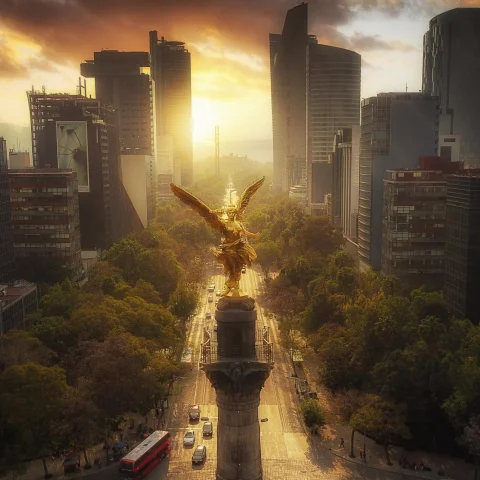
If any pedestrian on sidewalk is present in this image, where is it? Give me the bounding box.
[339,438,345,449]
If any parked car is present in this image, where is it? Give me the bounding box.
[189,404,201,421]
[192,445,207,465]
[205,311,212,319]
[183,430,195,446]
[202,422,213,437]
[208,295,213,302]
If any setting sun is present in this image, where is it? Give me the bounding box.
[192,97,217,144]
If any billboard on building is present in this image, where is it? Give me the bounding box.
[56,121,89,192]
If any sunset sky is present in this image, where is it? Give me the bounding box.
[0,0,479,162]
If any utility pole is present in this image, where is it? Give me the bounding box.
[215,125,220,177]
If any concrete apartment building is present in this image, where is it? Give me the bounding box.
[444,173,480,322]
[382,157,462,287]
[331,126,360,239]
[0,281,38,334]
[80,51,156,225]
[150,32,193,187]
[358,93,439,271]
[27,91,142,247]
[423,8,480,166]
[0,137,15,283]
[8,150,30,169]
[8,168,82,279]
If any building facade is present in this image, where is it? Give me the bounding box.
[8,169,82,279]
[150,32,193,186]
[331,126,360,238]
[382,158,462,287]
[423,8,480,166]
[270,3,309,191]
[358,93,439,271]
[8,150,30,169]
[307,45,361,205]
[0,137,15,283]
[27,92,142,247]
[0,281,38,334]
[444,173,480,322]
[80,51,156,224]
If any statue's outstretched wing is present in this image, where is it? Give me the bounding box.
[236,177,265,216]
[170,183,224,233]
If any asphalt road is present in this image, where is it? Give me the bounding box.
[87,266,427,480]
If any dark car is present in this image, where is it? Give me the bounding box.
[202,421,213,437]
[192,445,207,465]
[189,404,201,421]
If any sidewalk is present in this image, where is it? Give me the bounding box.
[300,346,474,480]
[5,410,162,480]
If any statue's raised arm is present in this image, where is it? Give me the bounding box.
[170,183,225,234]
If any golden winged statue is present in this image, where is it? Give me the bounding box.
[170,177,265,297]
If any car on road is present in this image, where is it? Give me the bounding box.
[216,290,221,296]
[192,445,207,465]
[183,430,195,446]
[208,284,215,292]
[213,323,218,332]
[241,266,246,274]
[202,422,213,437]
[208,295,213,303]
[215,299,219,306]
[189,404,201,421]
[205,311,212,319]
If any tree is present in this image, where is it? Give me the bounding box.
[168,283,198,321]
[255,241,280,277]
[464,415,480,480]
[0,363,69,476]
[300,398,326,433]
[39,279,79,319]
[350,394,410,465]
[293,215,343,256]
[51,388,102,466]
[0,330,53,371]
[335,389,364,458]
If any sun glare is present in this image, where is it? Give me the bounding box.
[192,97,217,144]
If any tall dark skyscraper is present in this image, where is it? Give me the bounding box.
[0,137,15,282]
[150,32,193,187]
[270,3,360,198]
[270,3,309,191]
[358,93,439,271]
[423,8,480,165]
[81,51,156,225]
[444,173,480,322]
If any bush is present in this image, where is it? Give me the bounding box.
[300,398,326,429]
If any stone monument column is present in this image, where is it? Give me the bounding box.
[202,296,273,480]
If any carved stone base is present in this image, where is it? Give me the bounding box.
[205,362,270,480]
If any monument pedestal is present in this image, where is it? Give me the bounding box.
[202,296,273,480]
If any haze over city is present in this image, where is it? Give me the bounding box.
[0,0,476,161]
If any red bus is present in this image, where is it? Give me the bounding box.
[119,430,171,480]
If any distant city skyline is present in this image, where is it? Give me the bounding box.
[0,0,478,162]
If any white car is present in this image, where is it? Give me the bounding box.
[216,290,221,296]
[183,429,195,446]
[208,295,213,302]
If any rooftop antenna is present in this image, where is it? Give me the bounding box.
[215,125,220,177]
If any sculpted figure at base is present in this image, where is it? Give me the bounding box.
[170,177,265,297]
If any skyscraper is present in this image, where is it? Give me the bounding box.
[80,51,156,224]
[270,3,361,198]
[150,32,193,187]
[270,3,309,191]
[358,93,439,271]
[423,8,480,165]
[0,137,14,282]
[307,45,361,205]
[444,173,480,322]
